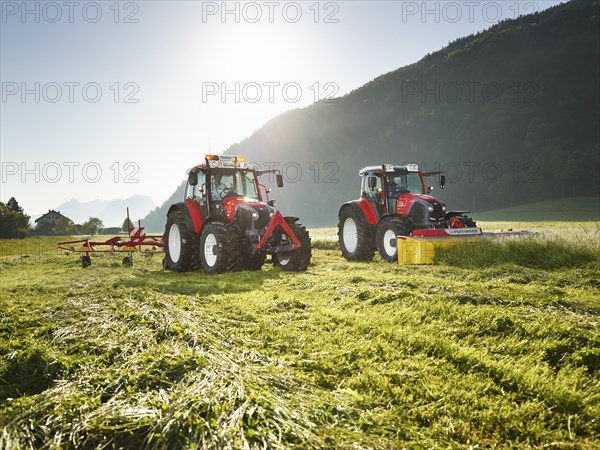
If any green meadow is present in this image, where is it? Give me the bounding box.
[1,222,599,448]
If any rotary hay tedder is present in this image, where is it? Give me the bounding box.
[58,208,163,268]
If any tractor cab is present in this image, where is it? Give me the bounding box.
[185,155,283,221]
[360,164,434,217]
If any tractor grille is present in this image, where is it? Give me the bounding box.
[236,206,271,231]
[255,207,270,229]
[430,202,444,221]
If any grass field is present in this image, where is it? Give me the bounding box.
[1,222,599,448]
[473,197,600,222]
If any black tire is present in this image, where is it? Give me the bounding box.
[81,254,91,268]
[122,256,133,267]
[273,221,311,272]
[163,209,199,272]
[199,222,241,274]
[338,206,375,261]
[375,216,413,262]
[459,215,476,227]
[238,247,266,271]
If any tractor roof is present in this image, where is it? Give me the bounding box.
[187,155,252,173]
[359,164,420,175]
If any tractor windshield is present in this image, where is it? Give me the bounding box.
[211,170,259,200]
[385,172,424,195]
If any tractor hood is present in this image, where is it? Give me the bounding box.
[223,196,274,227]
[403,194,439,204]
[395,193,447,219]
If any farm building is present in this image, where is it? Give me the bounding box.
[35,210,71,234]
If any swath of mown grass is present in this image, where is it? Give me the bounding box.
[436,235,598,269]
[1,289,322,449]
[1,225,599,448]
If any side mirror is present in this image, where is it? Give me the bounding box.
[368,176,377,190]
[276,174,284,188]
[188,171,198,186]
[440,175,446,190]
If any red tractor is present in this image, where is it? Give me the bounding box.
[163,155,311,273]
[338,163,477,262]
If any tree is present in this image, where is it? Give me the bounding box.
[0,201,30,238]
[81,217,104,236]
[54,216,77,235]
[122,217,133,232]
[7,197,23,214]
[34,221,54,236]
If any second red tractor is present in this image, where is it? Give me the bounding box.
[338,163,477,262]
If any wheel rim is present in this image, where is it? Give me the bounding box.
[277,233,292,265]
[168,224,181,263]
[277,252,291,266]
[383,229,397,257]
[204,233,218,267]
[343,218,358,253]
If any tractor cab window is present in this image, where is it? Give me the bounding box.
[186,171,206,202]
[362,173,382,201]
[385,172,424,196]
[211,170,259,200]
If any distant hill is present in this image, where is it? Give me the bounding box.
[140,182,187,233]
[44,195,158,227]
[144,0,599,229]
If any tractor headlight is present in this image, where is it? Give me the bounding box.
[442,206,446,211]
[428,206,434,212]
[269,211,274,217]
[252,211,259,220]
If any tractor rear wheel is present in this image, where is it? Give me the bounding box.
[273,221,311,271]
[164,210,199,272]
[376,216,413,262]
[338,207,375,261]
[199,222,241,273]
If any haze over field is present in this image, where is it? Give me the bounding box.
[1,0,572,220]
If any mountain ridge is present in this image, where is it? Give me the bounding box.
[142,0,599,230]
[32,195,158,227]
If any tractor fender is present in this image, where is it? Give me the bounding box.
[167,200,203,235]
[339,199,378,225]
[378,212,404,221]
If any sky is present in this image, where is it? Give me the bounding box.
[0,0,565,216]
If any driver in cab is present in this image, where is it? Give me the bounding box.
[386,175,399,193]
[212,173,228,199]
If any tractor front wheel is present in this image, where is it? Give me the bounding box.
[273,221,311,271]
[81,254,91,268]
[163,210,199,272]
[199,222,241,273]
[376,216,413,262]
[460,215,476,227]
[338,207,375,261]
[239,247,266,271]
